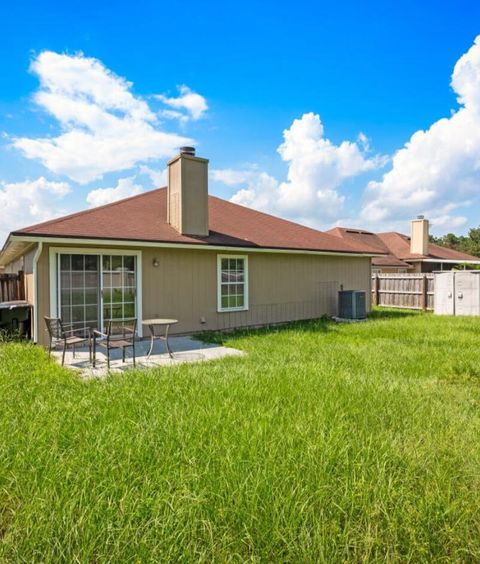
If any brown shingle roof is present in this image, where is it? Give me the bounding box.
[372,255,412,268]
[377,232,480,262]
[327,227,480,264]
[327,228,411,267]
[11,188,381,255]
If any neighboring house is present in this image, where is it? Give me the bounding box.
[328,217,480,273]
[0,147,381,346]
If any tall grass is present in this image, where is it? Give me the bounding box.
[1,310,480,561]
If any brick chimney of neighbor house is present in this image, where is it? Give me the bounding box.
[167,146,209,236]
[410,215,429,255]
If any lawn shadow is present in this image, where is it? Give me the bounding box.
[196,309,426,345]
[195,316,332,345]
[369,307,425,320]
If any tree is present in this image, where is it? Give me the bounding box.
[431,226,480,257]
[463,227,480,257]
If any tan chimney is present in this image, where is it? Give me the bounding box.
[167,147,209,236]
[410,215,429,255]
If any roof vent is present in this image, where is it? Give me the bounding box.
[180,146,195,156]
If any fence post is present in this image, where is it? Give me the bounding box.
[373,274,379,306]
[421,274,427,311]
[17,271,25,301]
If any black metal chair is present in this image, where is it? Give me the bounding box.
[44,317,92,366]
[93,318,137,369]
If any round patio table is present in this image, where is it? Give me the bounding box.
[142,319,178,360]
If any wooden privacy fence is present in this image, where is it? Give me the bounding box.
[372,273,434,310]
[0,272,25,302]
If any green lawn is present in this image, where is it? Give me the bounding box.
[1,310,480,562]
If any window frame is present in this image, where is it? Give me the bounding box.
[217,254,249,313]
[57,253,101,334]
[49,247,143,337]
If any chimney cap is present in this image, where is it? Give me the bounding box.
[179,146,196,156]
[416,214,425,220]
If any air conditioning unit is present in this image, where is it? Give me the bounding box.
[338,290,366,320]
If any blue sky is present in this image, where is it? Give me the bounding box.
[1,0,480,242]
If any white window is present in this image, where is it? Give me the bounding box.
[217,255,248,312]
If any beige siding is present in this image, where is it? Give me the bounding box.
[411,262,423,273]
[34,243,371,346]
[24,248,35,274]
[4,256,24,274]
[23,248,36,305]
[24,274,34,304]
[375,267,409,274]
[36,245,51,345]
[143,247,371,333]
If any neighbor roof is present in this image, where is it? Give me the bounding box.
[376,232,480,262]
[327,227,480,265]
[5,188,382,257]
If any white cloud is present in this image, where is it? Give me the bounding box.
[360,35,480,231]
[0,177,71,243]
[229,171,281,211]
[211,168,256,185]
[159,109,187,121]
[139,165,167,187]
[86,177,143,208]
[12,51,192,184]
[156,85,208,122]
[224,113,383,227]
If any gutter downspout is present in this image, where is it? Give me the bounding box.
[32,242,43,343]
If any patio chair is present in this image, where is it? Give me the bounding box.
[44,317,92,366]
[92,318,137,369]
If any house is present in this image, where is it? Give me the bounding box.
[0,147,382,346]
[327,216,480,273]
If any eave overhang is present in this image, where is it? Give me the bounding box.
[2,233,386,260]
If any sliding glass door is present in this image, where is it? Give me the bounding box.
[102,255,136,324]
[58,253,137,333]
[59,254,100,333]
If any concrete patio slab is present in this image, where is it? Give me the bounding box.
[50,335,245,378]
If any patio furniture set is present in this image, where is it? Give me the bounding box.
[44,316,178,367]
